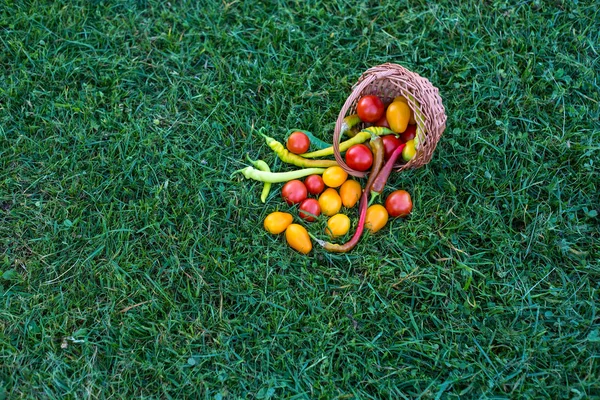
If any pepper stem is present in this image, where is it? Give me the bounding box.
[230,167,247,179]
[258,131,270,140]
[308,232,326,247]
[368,191,379,207]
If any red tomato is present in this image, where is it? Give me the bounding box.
[345,144,373,171]
[356,95,384,123]
[381,135,404,161]
[385,190,413,217]
[374,114,390,128]
[286,131,310,154]
[304,175,325,195]
[400,124,416,143]
[298,198,321,222]
[281,180,307,205]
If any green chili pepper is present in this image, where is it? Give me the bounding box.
[300,126,394,159]
[231,166,326,183]
[286,129,330,150]
[246,155,271,203]
[261,134,338,168]
[341,114,362,138]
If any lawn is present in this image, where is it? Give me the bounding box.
[1,0,599,398]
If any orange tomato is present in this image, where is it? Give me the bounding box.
[365,204,389,233]
[326,214,351,237]
[263,212,293,234]
[322,166,348,188]
[386,100,411,133]
[285,224,312,254]
[318,188,342,216]
[394,95,416,125]
[339,180,362,208]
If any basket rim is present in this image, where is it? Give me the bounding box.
[333,63,447,178]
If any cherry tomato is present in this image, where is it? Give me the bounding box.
[345,144,373,172]
[286,131,310,154]
[326,214,351,238]
[304,175,325,195]
[298,198,321,222]
[400,124,416,143]
[386,101,411,133]
[318,188,342,216]
[356,95,385,123]
[281,180,307,205]
[322,166,348,188]
[339,180,362,208]
[394,95,416,124]
[402,139,416,162]
[385,190,412,218]
[365,204,389,233]
[374,114,390,128]
[381,135,404,161]
[263,212,293,234]
[285,224,312,254]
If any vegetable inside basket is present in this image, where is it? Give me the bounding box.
[333,63,447,178]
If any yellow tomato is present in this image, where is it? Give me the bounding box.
[318,188,342,216]
[322,166,348,188]
[394,95,416,125]
[326,214,351,237]
[263,212,293,234]
[365,204,389,233]
[402,139,416,162]
[339,180,362,208]
[386,101,411,134]
[285,224,312,254]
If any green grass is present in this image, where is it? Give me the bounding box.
[1,0,599,398]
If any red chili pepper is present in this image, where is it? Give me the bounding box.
[370,143,406,200]
[315,134,385,253]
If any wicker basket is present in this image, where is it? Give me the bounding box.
[333,63,447,178]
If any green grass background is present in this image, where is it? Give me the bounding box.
[1,0,599,398]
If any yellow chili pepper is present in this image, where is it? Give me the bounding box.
[246,155,271,203]
[231,166,326,183]
[300,126,394,159]
[261,134,338,168]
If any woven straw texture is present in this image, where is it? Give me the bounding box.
[333,63,447,178]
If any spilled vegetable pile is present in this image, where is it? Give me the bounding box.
[232,94,417,254]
